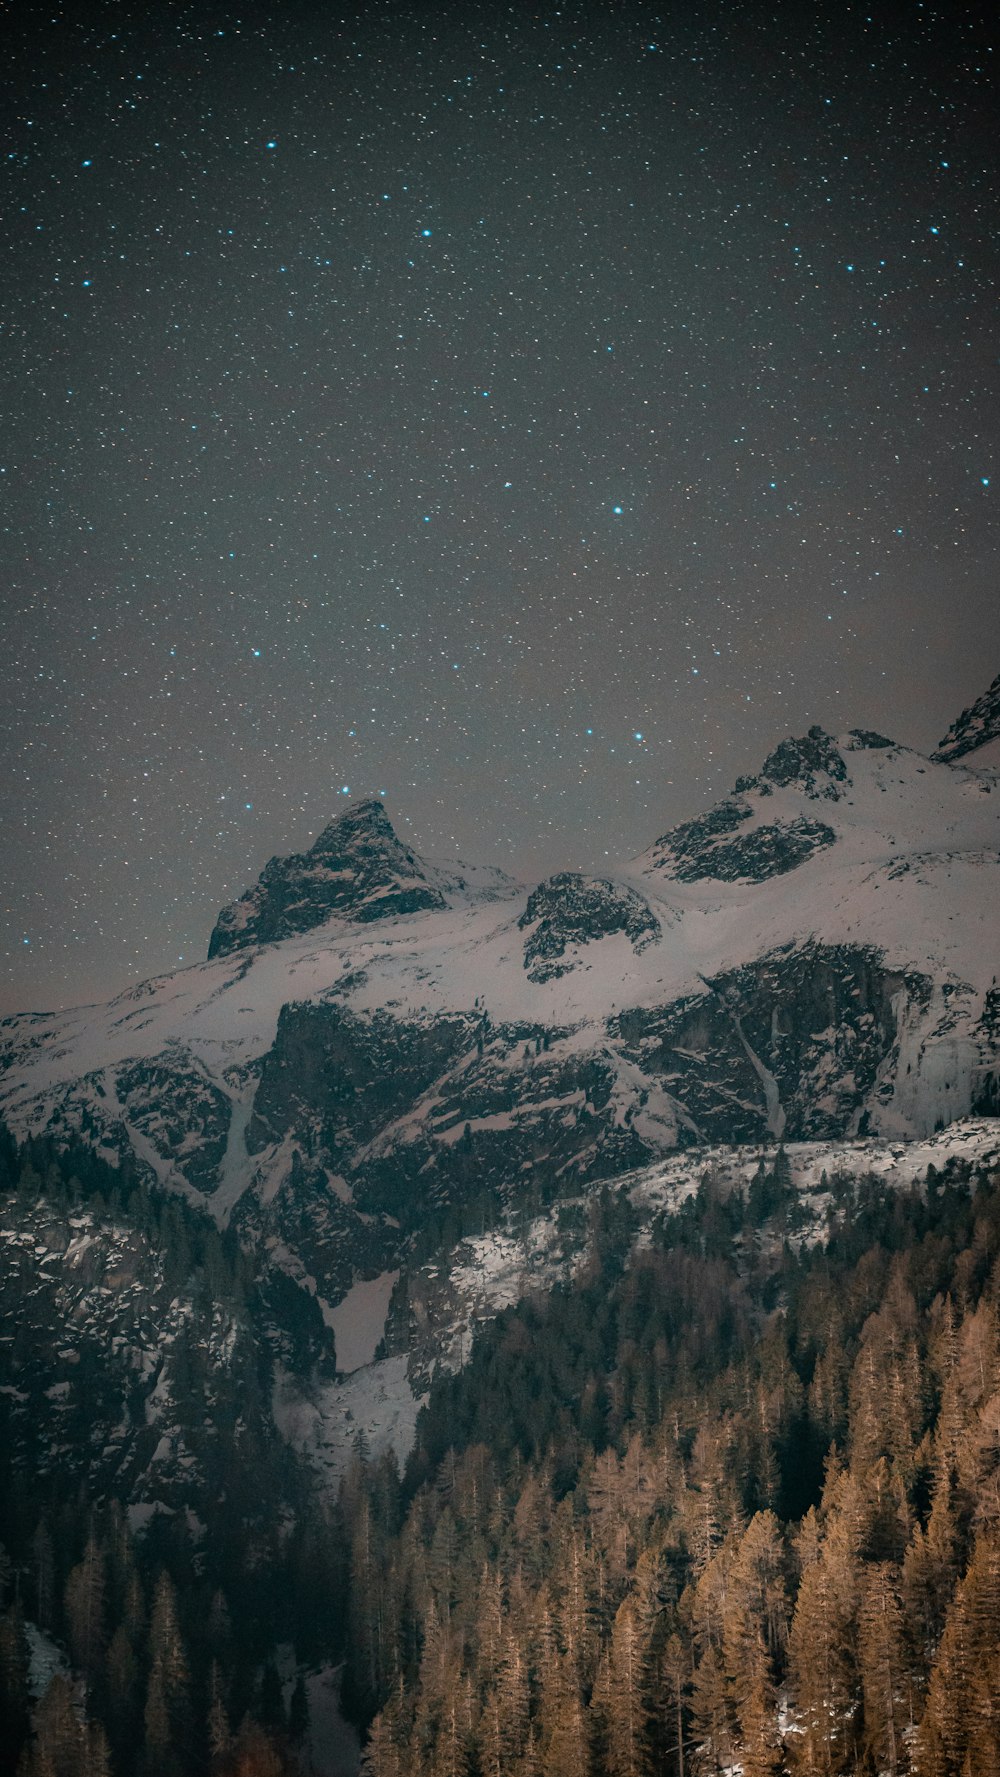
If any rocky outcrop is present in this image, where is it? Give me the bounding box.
[932,671,1000,764]
[518,873,660,981]
[746,725,851,799]
[648,802,837,883]
[208,799,446,958]
[116,1056,232,1193]
[613,942,932,1143]
[246,1002,653,1231]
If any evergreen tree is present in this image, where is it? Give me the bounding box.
[0,1603,30,1776]
[143,1570,191,1777]
[64,1533,107,1687]
[857,1562,907,1777]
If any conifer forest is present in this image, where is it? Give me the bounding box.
[4,1125,1000,1774]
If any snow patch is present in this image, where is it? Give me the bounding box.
[329,1270,399,1373]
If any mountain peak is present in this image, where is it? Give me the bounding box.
[207,799,446,959]
[310,796,397,853]
[746,725,851,800]
[932,671,1000,765]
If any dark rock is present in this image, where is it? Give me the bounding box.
[651,806,837,883]
[757,726,850,797]
[847,729,896,750]
[518,873,660,982]
[612,942,932,1143]
[116,1057,232,1193]
[208,800,446,958]
[248,1001,476,1159]
[932,671,1000,763]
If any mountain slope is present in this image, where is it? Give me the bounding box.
[2,680,999,1327]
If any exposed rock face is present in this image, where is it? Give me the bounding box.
[846,728,896,751]
[248,1002,476,1161]
[748,725,851,798]
[116,1057,232,1194]
[933,671,1000,763]
[613,942,932,1143]
[245,1001,652,1230]
[234,941,950,1251]
[518,873,661,981]
[0,1197,259,1502]
[208,799,446,958]
[649,801,837,883]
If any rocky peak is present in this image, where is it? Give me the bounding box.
[644,725,849,886]
[737,725,851,800]
[310,797,396,857]
[207,798,446,959]
[932,671,1000,764]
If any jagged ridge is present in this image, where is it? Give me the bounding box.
[932,670,1000,764]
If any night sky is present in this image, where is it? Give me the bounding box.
[4,2,998,1015]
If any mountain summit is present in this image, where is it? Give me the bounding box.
[207,797,447,958]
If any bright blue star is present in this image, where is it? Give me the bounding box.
[340,785,350,795]
[982,477,991,487]
[421,228,432,238]
[612,504,623,515]
[266,140,277,150]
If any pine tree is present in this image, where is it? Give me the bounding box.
[659,1631,690,1777]
[207,1659,231,1763]
[537,1648,589,1777]
[688,1646,731,1776]
[105,1622,140,1755]
[736,1648,781,1777]
[288,1674,309,1745]
[916,1579,974,1777]
[30,1522,55,1631]
[591,1596,653,1777]
[0,1603,30,1776]
[857,1563,907,1777]
[722,1510,787,1703]
[80,1722,112,1777]
[30,1676,83,1777]
[360,1706,406,1777]
[785,1510,857,1776]
[64,1534,106,1686]
[143,1570,191,1777]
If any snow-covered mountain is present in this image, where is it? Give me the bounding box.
[2,679,999,1329]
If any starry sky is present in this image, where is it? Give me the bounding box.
[3,0,998,1014]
